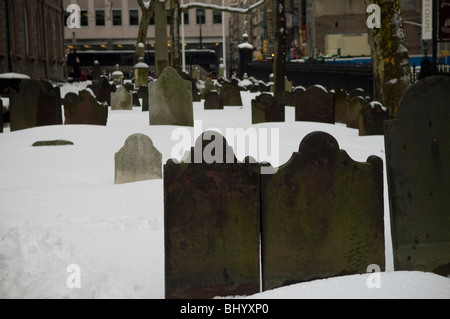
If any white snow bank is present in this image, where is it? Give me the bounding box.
[0,73,31,79]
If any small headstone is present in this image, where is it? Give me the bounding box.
[64,90,108,126]
[32,140,74,147]
[295,85,335,124]
[252,93,285,124]
[164,131,261,299]
[385,76,450,277]
[111,85,133,111]
[137,86,149,111]
[201,78,216,99]
[347,96,368,129]
[87,77,116,105]
[115,134,162,184]
[204,90,224,110]
[221,79,243,106]
[0,99,3,133]
[359,101,388,136]
[149,66,193,127]
[261,131,385,290]
[328,86,349,124]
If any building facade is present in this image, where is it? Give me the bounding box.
[0,0,65,80]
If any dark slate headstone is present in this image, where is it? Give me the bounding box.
[0,99,3,133]
[9,79,62,132]
[64,90,108,126]
[204,90,224,110]
[261,131,385,291]
[385,76,450,277]
[328,86,349,124]
[347,96,368,129]
[137,86,149,111]
[164,131,261,299]
[295,86,335,124]
[87,77,116,105]
[252,93,285,124]
[221,79,243,106]
[359,101,388,136]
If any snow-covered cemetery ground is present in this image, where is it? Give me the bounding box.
[0,80,449,299]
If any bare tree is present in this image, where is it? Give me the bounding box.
[272,0,287,102]
[135,0,158,65]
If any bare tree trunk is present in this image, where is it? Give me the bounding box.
[170,0,182,74]
[273,0,286,101]
[366,0,411,119]
[155,1,169,76]
[135,0,156,65]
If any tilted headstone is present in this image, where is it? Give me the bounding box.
[87,77,116,106]
[295,85,335,124]
[385,76,450,277]
[261,131,385,291]
[204,90,224,110]
[111,85,133,111]
[359,101,388,136]
[149,66,193,127]
[220,79,243,107]
[115,134,162,184]
[252,93,285,124]
[9,79,62,132]
[328,86,349,124]
[137,86,149,111]
[347,96,368,129]
[164,131,261,299]
[64,90,108,126]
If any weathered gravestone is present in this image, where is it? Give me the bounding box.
[359,101,388,136]
[87,77,116,105]
[252,93,285,124]
[261,131,385,290]
[64,90,108,126]
[328,86,349,124]
[201,78,216,99]
[164,131,261,299]
[221,79,243,106]
[0,99,3,133]
[295,85,335,124]
[204,90,224,110]
[137,86,149,111]
[347,96,368,129]
[115,134,162,184]
[111,85,133,110]
[149,66,193,126]
[385,75,450,277]
[9,79,62,132]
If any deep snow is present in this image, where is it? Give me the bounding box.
[0,80,449,299]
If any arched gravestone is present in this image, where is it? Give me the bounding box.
[295,85,335,124]
[111,85,133,110]
[385,76,450,277]
[359,101,388,136]
[9,79,62,132]
[251,93,285,124]
[164,132,261,299]
[64,90,108,126]
[261,132,385,291]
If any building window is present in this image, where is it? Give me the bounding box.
[166,9,171,25]
[80,10,88,26]
[183,11,189,25]
[196,9,205,24]
[129,9,139,26]
[113,10,122,26]
[213,10,222,24]
[96,10,105,26]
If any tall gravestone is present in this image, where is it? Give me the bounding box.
[111,85,133,111]
[347,96,368,129]
[164,131,261,299]
[359,101,388,136]
[64,90,108,126]
[261,131,385,291]
[385,76,450,277]
[149,66,193,127]
[9,79,62,132]
[295,86,335,124]
[328,86,349,124]
[252,93,285,124]
[115,134,162,184]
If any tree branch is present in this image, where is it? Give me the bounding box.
[180,0,265,14]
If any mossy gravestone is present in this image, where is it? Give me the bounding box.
[9,79,62,132]
[149,66,193,127]
[64,90,108,126]
[261,131,385,291]
[252,93,285,124]
[347,96,368,129]
[220,79,243,106]
[295,86,335,124]
[115,134,162,184]
[111,85,133,111]
[385,75,450,277]
[164,131,261,299]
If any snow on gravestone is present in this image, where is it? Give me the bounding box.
[63,90,108,126]
[114,134,162,184]
[295,85,335,124]
[261,131,385,291]
[149,66,193,127]
[251,93,285,124]
[111,85,133,111]
[164,131,261,299]
[385,76,450,277]
[220,78,243,107]
[9,79,62,132]
[359,101,388,136]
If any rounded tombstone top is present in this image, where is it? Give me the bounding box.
[298,131,340,159]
